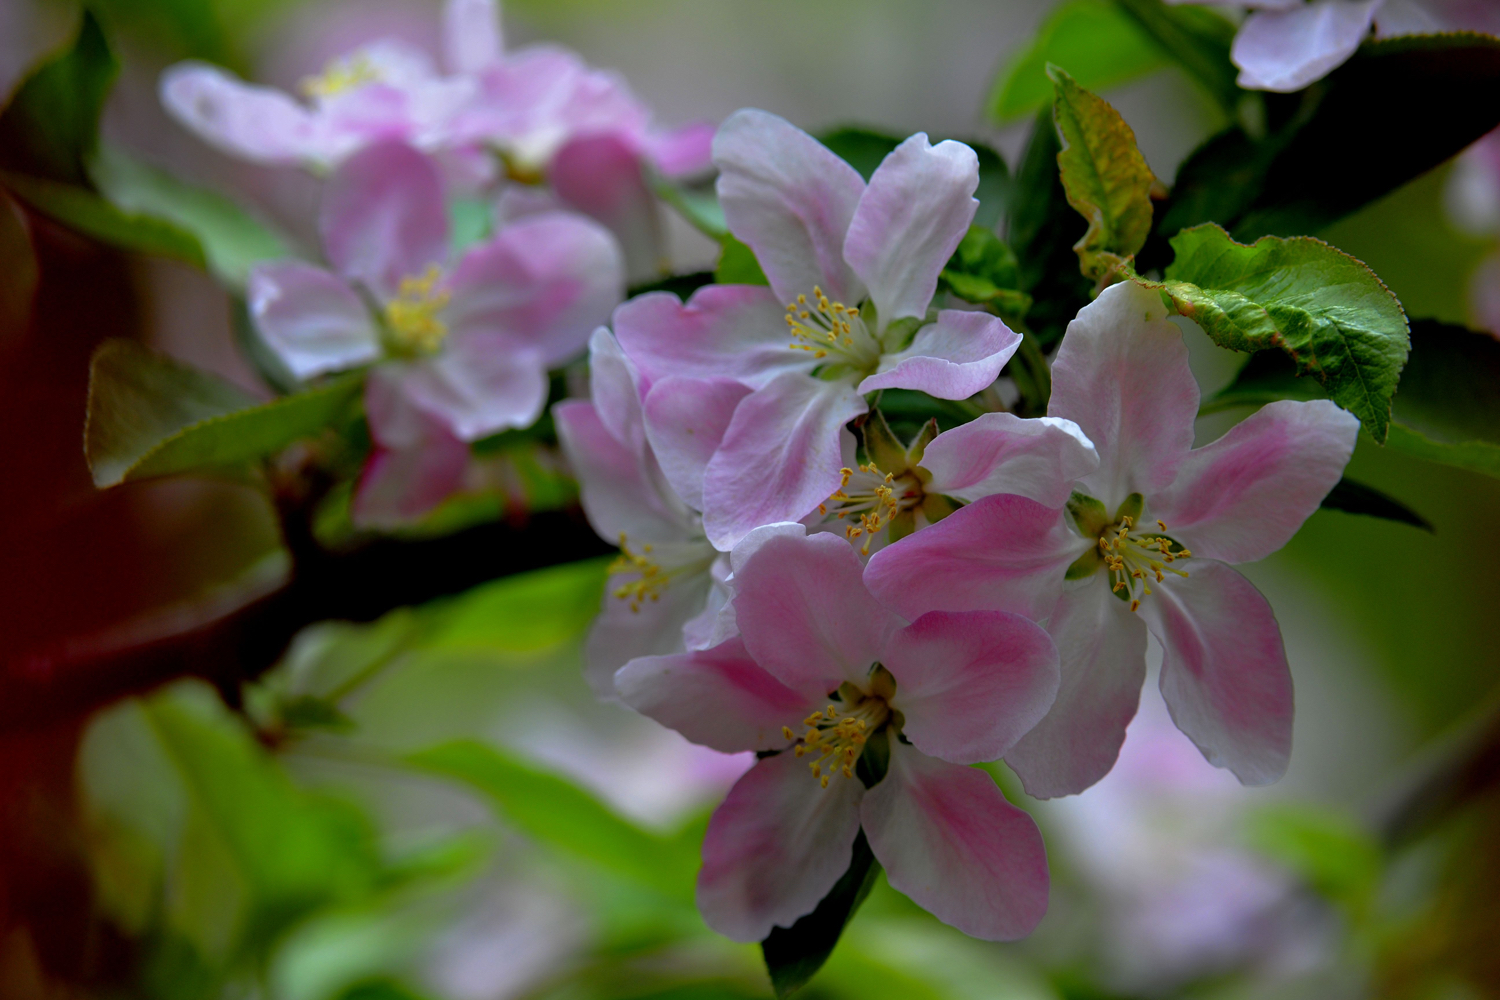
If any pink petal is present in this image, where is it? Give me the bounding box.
[355,369,470,526]
[612,284,803,388]
[443,0,503,74]
[616,637,816,753]
[732,532,905,697]
[648,122,717,178]
[159,62,323,165]
[1142,561,1294,785]
[587,328,648,455]
[700,372,867,551]
[642,375,753,513]
[392,340,548,440]
[1004,582,1148,798]
[844,134,978,327]
[920,413,1099,507]
[884,611,1059,765]
[444,211,624,367]
[551,132,663,285]
[1150,399,1358,564]
[585,557,716,699]
[862,744,1049,941]
[863,494,1084,623]
[859,309,1019,398]
[553,400,693,545]
[698,750,864,942]
[712,109,867,305]
[247,261,379,380]
[1048,280,1199,507]
[1233,0,1381,93]
[320,140,449,299]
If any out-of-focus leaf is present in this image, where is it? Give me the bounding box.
[817,126,902,181]
[1007,106,1093,348]
[1319,478,1433,532]
[1113,0,1240,113]
[86,339,363,487]
[762,830,881,999]
[986,0,1167,123]
[0,10,116,184]
[91,146,292,287]
[0,188,37,340]
[418,557,609,654]
[408,740,699,902]
[3,170,207,266]
[715,234,769,287]
[1159,224,1409,441]
[1390,320,1500,453]
[818,126,1011,230]
[655,174,728,240]
[1244,804,1382,915]
[1049,65,1155,282]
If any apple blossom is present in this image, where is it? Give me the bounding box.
[246,140,622,523]
[614,110,1022,550]
[615,531,1059,942]
[865,281,1359,797]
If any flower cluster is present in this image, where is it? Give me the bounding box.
[558,109,1361,941]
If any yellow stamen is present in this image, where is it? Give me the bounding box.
[384,265,451,354]
[300,54,381,99]
[609,533,666,612]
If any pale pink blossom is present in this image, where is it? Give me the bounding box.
[615,110,1022,550]
[615,531,1058,942]
[865,281,1359,797]
[247,140,622,524]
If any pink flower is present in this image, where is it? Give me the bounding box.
[247,140,623,523]
[615,110,1022,550]
[865,281,1359,797]
[615,531,1059,942]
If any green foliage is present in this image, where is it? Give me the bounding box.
[2,169,208,266]
[762,831,881,998]
[86,339,364,487]
[938,226,1031,320]
[817,126,902,182]
[1049,66,1156,282]
[0,189,38,335]
[1319,478,1433,533]
[715,234,770,286]
[1243,804,1383,917]
[1112,0,1239,114]
[987,0,1167,123]
[818,126,1011,229]
[0,11,116,184]
[655,174,728,240]
[1159,224,1409,442]
[1383,320,1500,479]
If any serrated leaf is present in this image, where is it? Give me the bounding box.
[1113,0,1240,113]
[1159,224,1409,441]
[3,170,207,267]
[762,830,881,998]
[1319,478,1432,532]
[0,10,116,184]
[1048,65,1155,281]
[86,339,362,487]
[987,0,1167,123]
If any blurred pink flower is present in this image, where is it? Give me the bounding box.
[616,530,1058,942]
[864,281,1359,797]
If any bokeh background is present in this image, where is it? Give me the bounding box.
[3,2,1499,999]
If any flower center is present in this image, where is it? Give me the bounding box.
[300,54,381,99]
[782,669,898,787]
[383,265,451,355]
[1098,514,1191,612]
[608,533,716,612]
[820,462,925,554]
[784,287,881,375]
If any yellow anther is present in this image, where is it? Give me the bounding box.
[300,53,380,99]
[1100,512,1190,613]
[384,264,451,354]
[609,533,669,612]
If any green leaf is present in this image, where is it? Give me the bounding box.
[86,339,363,487]
[817,127,1011,229]
[1382,319,1500,479]
[1319,478,1433,532]
[761,830,881,999]
[817,126,901,181]
[407,740,699,902]
[2,170,207,266]
[1112,0,1240,114]
[1243,804,1382,915]
[939,226,1031,319]
[715,234,769,286]
[1159,224,1409,442]
[653,174,727,240]
[0,10,117,184]
[89,146,293,287]
[1048,65,1156,281]
[986,0,1167,123]
[0,189,38,337]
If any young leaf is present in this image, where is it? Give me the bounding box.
[1159,224,1409,442]
[1048,65,1156,281]
[1112,0,1240,115]
[761,830,881,999]
[1319,478,1433,533]
[987,0,1167,123]
[938,226,1031,318]
[3,170,207,267]
[0,10,117,184]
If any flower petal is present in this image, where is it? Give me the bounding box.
[159,62,323,165]
[643,375,753,513]
[354,369,471,526]
[1004,581,1148,798]
[884,611,1059,765]
[444,211,624,367]
[246,261,379,380]
[553,400,689,543]
[1233,0,1381,93]
[551,132,663,285]
[1142,561,1294,785]
[713,109,867,305]
[919,413,1099,507]
[587,327,648,454]
[698,749,864,942]
[844,135,978,328]
[443,0,503,74]
[616,637,815,753]
[585,556,716,699]
[1048,280,1199,507]
[859,309,1019,398]
[862,744,1049,941]
[647,122,716,178]
[732,532,905,697]
[700,372,867,551]
[1150,399,1358,564]
[393,340,548,440]
[863,494,1083,623]
[320,140,449,299]
[612,284,802,388]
